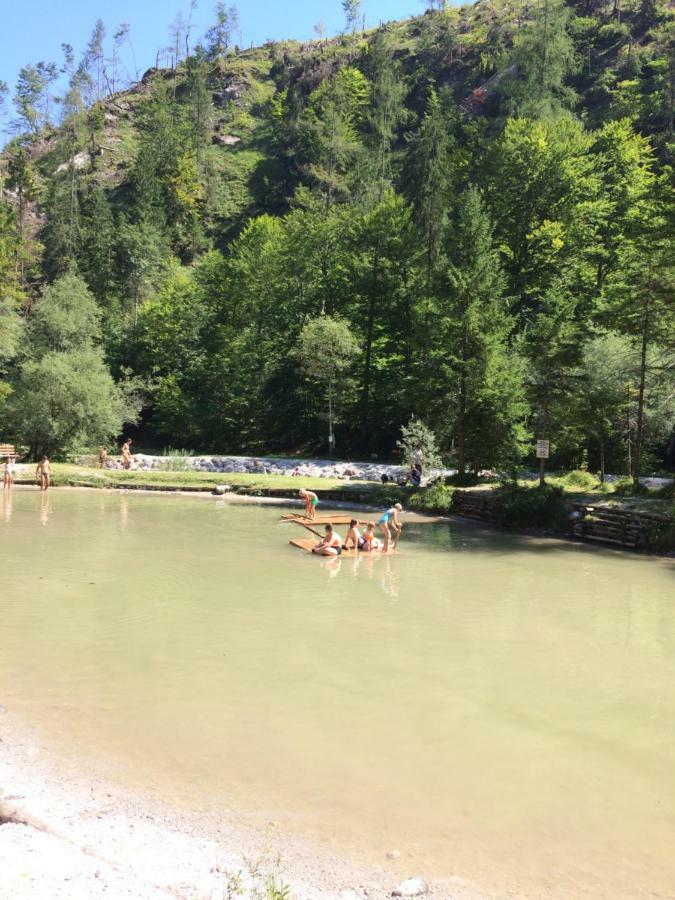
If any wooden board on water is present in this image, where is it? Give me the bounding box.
[281,514,369,526]
[289,538,396,557]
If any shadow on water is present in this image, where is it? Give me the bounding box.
[404,517,675,571]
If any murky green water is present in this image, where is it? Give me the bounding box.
[1,490,674,898]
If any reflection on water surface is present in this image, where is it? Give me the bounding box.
[1,489,674,899]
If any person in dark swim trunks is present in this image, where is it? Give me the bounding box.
[343,519,362,550]
[312,524,343,556]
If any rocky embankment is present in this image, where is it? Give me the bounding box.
[77,454,451,483]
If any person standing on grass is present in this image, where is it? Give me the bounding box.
[36,457,51,491]
[378,503,403,552]
[3,457,14,489]
[121,438,133,470]
[298,488,318,520]
[99,446,108,469]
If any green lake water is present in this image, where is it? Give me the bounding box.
[1,489,674,898]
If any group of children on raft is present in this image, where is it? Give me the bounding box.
[298,489,403,556]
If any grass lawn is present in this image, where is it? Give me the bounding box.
[14,463,373,494]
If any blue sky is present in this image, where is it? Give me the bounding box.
[1,0,431,103]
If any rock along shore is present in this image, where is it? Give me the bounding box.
[75,454,453,483]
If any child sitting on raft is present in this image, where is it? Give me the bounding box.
[360,522,381,551]
[343,519,362,550]
[343,520,382,552]
[298,488,318,520]
[312,524,342,556]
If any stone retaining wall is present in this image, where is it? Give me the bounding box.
[451,490,674,551]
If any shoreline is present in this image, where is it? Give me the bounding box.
[0,715,491,900]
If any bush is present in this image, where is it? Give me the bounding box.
[446,471,481,487]
[408,483,455,514]
[366,484,408,508]
[613,478,650,496]
[493,483,567,530]
[654,480,675,500]
[641,519,675,553]
[560,469,601,491]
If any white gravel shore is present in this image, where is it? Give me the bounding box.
[0,717,495,900]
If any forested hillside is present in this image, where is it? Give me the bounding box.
[0,0,673,478]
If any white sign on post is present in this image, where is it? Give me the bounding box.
[536,440,550,459]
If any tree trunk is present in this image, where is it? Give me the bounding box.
[633,287,651,489]
[599,434,605,484]
[361,255,379,446]
[328,377,335,457]
[456,323,469,475]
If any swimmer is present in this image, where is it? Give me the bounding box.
[378,502,402,552]
[343,518,362,550]
[3,456,14,489]
[361,521,381,551]
[36,456,51,491]
[312,523,343,556]
[298,488,318,520]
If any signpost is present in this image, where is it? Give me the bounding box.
[536,439,550,487]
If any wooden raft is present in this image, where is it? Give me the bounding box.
[289,538,395,557]
[280,513,369,526]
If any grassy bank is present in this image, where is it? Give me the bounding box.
[14,463,373,494]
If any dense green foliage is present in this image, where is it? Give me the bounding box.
[0,0,673,471]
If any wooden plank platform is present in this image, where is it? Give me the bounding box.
[281,514,369,526]
[289,538,396,557]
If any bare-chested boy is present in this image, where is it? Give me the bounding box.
[36,457,51,491]
[298,488,318,520]
[121,438,133,470]
[343,519,362,550]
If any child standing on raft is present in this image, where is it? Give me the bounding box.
[379,503,403,552]
[298,489,318,520]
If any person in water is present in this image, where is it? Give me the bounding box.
[361,521,381,551]
[312,523,343,556]
[343,519,362,550]
[298,488,318,520]
[3,456,14,489]
[121,437,133,469]
[36,456,51,491]
[379,503,403,552]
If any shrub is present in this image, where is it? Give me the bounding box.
[641,518,675,553]
[560,469,601,491]
[446,471,481,487]
[613,478,650,496]
[493,483,567,530]
[408,482,455,513]
[396,417,443,468]
[654,480,675,500]
[366,484,408,508]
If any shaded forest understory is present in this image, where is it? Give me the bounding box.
[0,0,673,479]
